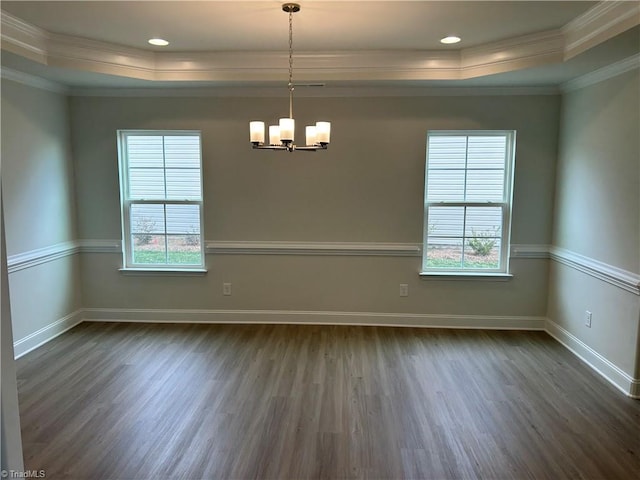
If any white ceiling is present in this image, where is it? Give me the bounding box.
[1,1,638,90]
[1,1,597,51]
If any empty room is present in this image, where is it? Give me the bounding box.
[1,1,639,479]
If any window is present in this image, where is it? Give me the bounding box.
[118,130,204,270]
[422,131,515,275]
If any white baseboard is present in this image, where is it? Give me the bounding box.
[13,309,84,359]
[82,307,545,330]
[545,318,639,398]
[631,380,640,399]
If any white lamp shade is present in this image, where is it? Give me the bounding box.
[250,121,265,143]
[316,121,331,143]
[305,126,317,146]
[279,118,295,141]
[269,125,281,145]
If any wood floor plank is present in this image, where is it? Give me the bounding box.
[16,322,640,479]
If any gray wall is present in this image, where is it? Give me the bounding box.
[2,82,78,253]
[4,69,637,393]
[71,94,559,319]
[552,71,639,272]
[548,69,640,378]
[1,198,25,473]
[1,80,82,344]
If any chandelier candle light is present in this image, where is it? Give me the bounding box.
[250,3,331,152]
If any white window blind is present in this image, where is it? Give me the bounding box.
[422,131,515,273]
[118,131,204,269]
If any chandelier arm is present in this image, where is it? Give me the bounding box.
[252,144,326,152]
[252,144,290,151]
[293,145,328,151]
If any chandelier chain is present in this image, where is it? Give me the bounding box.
[288,8,294,118]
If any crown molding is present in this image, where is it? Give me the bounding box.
[2,2,638,86]
[47,32,157,80]
[563,0,640,59]
[562,53,640,92]
[0,28,566,84]
[69,85,559,98]
[460,30,564,78]
[152,50,463,82]
[0,10,48,62]
[1,66,68,93]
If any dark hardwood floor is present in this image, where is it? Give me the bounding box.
[16,322,640,480]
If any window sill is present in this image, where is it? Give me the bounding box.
[119,268,207,276]
[419,272,513,281]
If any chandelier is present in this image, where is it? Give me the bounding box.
[249,3,331,152]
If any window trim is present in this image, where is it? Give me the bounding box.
[421,130,516,276]
[117,129,205,271]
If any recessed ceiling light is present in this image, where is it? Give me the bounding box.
[440,36,461,45]
[148,38,169,46]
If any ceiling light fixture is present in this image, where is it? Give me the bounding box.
[440,36,461,45]
[250,3,331,152]
[148,38,169,46]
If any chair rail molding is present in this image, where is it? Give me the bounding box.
[7,240,79,273]
[205,241,422,257]
[510,244,550,259]
[549,246,640,295]
[5,241,563,269]
[78,239,122,254]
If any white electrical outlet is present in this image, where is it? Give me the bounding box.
[585,310,592,328]
[399,284,409,297]
[223,283,232,296]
